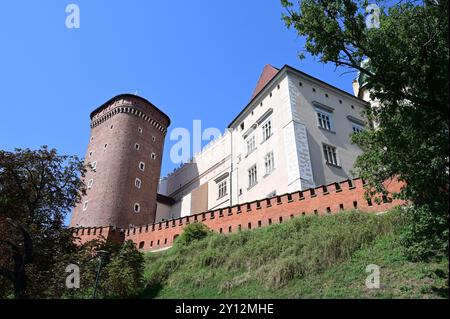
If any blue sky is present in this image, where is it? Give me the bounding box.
[0,1,357,184]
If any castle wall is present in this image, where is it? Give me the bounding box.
[74,178,404,252]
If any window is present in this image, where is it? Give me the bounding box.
[323,144,339,166]
[104,143,108,149]
[264,152,274,175]
[89,151,94,158]
[135,178,142,189]
[152,136,156,142]
[218,179,227,199]
[316,109,333,131]
[133,203,140,213]
[139,162,145,171]
[240,122,245,131]
[82,201,88,211]
[91,161,97,170]
[87,179,94,189]
[135,143,140,150]
[138,127,143,134]
[246,135,256,155]
[352,124,364,134]
[262,119,272,141]
[151,153,156,160]
[248,165,257,188]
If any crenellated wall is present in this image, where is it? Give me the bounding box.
[72,226,125,245]
[73,178,404,252]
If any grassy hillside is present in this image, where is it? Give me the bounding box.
[141,210,448,299]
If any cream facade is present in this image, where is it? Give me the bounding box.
[155,65,369,222]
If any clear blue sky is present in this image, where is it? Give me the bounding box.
[0,1,357,183]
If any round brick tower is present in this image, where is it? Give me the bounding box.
[70,94,170,229]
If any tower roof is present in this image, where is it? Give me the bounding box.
[250,64,279,99]
[90,93,171,126]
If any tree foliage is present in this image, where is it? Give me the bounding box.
[0,146,85,298]
[281,0,448,259]
[174,222,212,247]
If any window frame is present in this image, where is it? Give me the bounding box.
[246,134,256,155]
[316,108,333,131]
[217,179,228,199]
[322,144,339,167]
[135,178,142,189]
[264,151,275,176]
[248,164,258,189]
[261,118,272,142]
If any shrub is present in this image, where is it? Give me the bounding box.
[399,204,449,261]
[174,222,212,247]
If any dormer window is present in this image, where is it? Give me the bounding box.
[87,179,94,189]
[135,143,140,150]
[133,203,140,213]
[139,162,145,171]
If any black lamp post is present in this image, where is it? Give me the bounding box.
[92,250,108,299]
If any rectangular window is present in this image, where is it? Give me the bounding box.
[323,144,339,166]
[316,109,333,131]
[218,179,227,199]
[262,119,272,141]
[352,123,364,134]
[264,152,274,175]
[248,165,257,188]
[246,135,256,155]
[135,178,142,189]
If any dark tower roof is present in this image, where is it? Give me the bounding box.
[90,93,171,126]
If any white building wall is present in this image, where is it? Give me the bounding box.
[158,65,369,217]
[287,70,367,186]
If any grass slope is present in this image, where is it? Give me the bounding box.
[142,210,448,299]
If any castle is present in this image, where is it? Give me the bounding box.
[70,64,402,251]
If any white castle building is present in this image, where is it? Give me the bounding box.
[155,64,370,222]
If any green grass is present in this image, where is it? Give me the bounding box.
[141,210,448,299]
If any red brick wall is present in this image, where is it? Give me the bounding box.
[73,226,125,245]
[74,178,404,252]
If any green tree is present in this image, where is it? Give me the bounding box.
[64,239,145,299]
[0,146,86,298]
[281,0,448,259]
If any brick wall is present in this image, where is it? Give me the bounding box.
[73,178,404,252]
[73,226,125,245]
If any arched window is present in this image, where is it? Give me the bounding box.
[133,203,140,213]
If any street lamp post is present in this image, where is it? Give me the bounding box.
[92,250,108,299]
